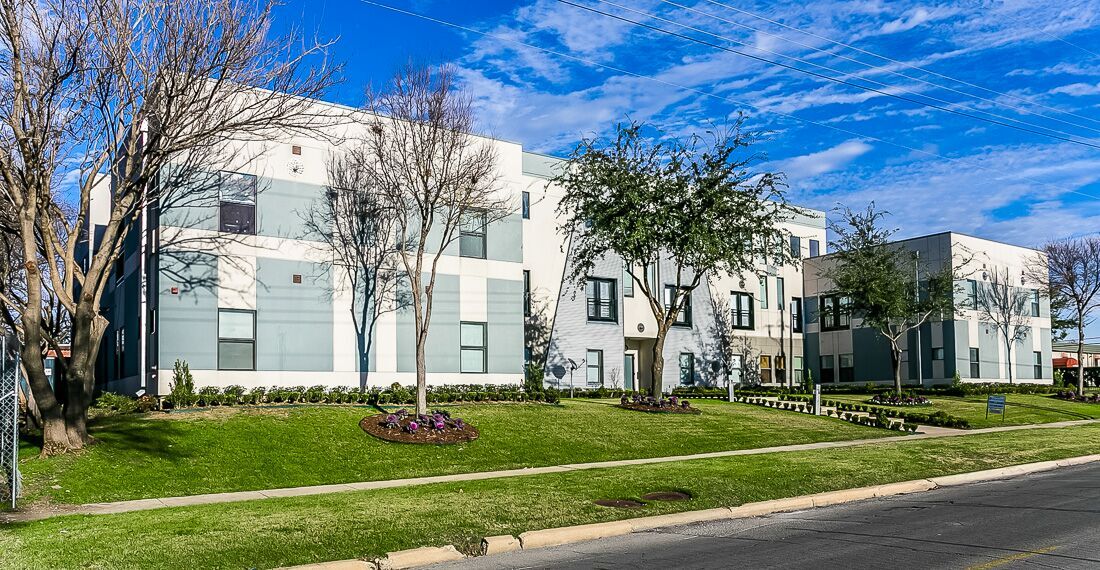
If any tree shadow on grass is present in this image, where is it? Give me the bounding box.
[84,415,196,461]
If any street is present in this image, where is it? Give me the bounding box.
[429,463,1100,569]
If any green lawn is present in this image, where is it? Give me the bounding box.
[827,393,1100,429]
[17,399,889,505]
[4,424,1099,570]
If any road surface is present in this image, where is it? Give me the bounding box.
[429,463,1100,569]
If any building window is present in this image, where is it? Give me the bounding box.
[970,347,980,378]
[791,297,803,333]
[523,270,531,316]
[622,264,634,297]
[839,353,855,383]
[218,309,256,370]
[731,292,754,329]
[586,278,617,322]
[664,285,692,327]
[776,355,787,384]
[820,294,850,331]
[644,262,658,293]
[820,355,835,383]
[965,279,978,309]
[759,355,772,383]
[932,347,944,360]
[679,353,694,385]
[776,277,785,311]
[521,191,530,219]
[460,322,487,373]
[790,236,801,259]
[759,277,769,309]
[1033,351,1043,378]
[793,356,804,383]
[219,171,257,235]
[586,349,603,386]
[1030,290,1040,317]
[809,239,820,258]
[459,210,487,259]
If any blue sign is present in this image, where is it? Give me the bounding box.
[987,395,1006,420]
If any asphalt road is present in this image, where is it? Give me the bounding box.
[429,463,1100,569]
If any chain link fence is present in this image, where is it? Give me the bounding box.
[1,352,20,509]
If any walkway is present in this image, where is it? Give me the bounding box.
[3,418,1095,524]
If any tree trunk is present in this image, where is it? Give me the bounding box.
[1005,340,1014,384]
[651,327,667,396]
[890,347,903,394]
[415,330,427,415]
[1077,324,1086,393]
[62,309,109,448]
[18,264,71,455]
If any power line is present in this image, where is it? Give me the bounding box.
[697,0,1100,129]
[355,0,1100,204]
[559,0,1100,151]
[659,0,1100,137]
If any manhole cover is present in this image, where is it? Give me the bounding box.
[594,499,645,508]
[642,491,691,501]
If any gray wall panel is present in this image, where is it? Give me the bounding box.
[256,258,334,371]
[157,251,219,370]
[487,278,524,374]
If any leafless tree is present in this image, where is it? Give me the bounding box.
[360,63,511,415]
[303,148,406,390]
[0,0,339,454]
[1027,237,1100,392]
[976,267,1033,384]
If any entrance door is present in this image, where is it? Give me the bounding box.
[623,354,636,391]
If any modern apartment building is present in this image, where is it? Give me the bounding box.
[803,232,1053,386]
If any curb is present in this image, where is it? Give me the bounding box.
[278,454,1100,570]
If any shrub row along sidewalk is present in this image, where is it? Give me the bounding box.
[3,424,1100,570]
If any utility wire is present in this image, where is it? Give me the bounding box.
[659,0,1100,137]
[559,0,1100,150]
[355,0,1100,204]
[698,0,1100,129]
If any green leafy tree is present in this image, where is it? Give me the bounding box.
[825,204,959,394]
[554,120,796,396]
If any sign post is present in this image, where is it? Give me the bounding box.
[986,394,1006,422]
[813,384,822,415]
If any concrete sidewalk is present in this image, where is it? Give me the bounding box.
[3,418,1095,524]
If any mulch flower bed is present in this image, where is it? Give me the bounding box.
[360,409,479,444]
[618,395,701,414]
[1055,390,1100,403]
[868,393,932,407]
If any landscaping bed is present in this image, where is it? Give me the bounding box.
[868,393,932,406]
[1054,390,1100,404]
[618,395,700,414]
[360,409,478,444]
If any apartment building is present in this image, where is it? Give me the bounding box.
[803,232,1053,386]
[520,152,827,393]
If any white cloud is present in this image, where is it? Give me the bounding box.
[1050,82,1100,96]
[776,140,873,180]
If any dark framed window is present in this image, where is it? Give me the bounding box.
[791,297,803,333]
[776,277,785,310]
[664,285,692,327]
[759,277,769,309]
[969,347,980,378]
[521,191,530,219]
[460,322,487,373]
[586,278,617,322]
[731,292,754,329]
[809,239,820,258]
[1030,290,1041,317]
[622,264,634,297]
[759,355,772,383]
[586,349,603,386]
[820,355,835,383]
[790,235,801,258]
[219,171,257,235]
[679,353,695,386]
[965,279,978,309]
[793,356,804,383]
[839,353,855,383]
[218,309,256,370]
[1033,351,1043,378]
[523,270,531,316]
[820,294,850,331]
[776,355,787,384]
[459,210,487,259]
[644,263,658,293]
[932,347,945,360]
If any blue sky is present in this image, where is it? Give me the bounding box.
[277,0,1100,339]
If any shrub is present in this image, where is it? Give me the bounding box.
[222,385,246,405]
[197,386,221,406]
[135,395,159,413]
[93,392,138,414]
[166,359,196,409]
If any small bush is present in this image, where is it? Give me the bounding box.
[166,359,197,409]
[93,392,138,414]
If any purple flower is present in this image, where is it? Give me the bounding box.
[454,418,465,429]
[384,414,398,428]
[681,400,690,408]
[434,420,445,430]
[406,421,419,433]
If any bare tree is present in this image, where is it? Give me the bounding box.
[361,64,510,415]
[304,148,406,389]
[1027,237,1100,392]
[976,267,1033,384]
[0,0,338,454]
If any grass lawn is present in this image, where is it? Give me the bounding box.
[3,424,1099,570]
[16,399,889,506]
[827,393,1100,428]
